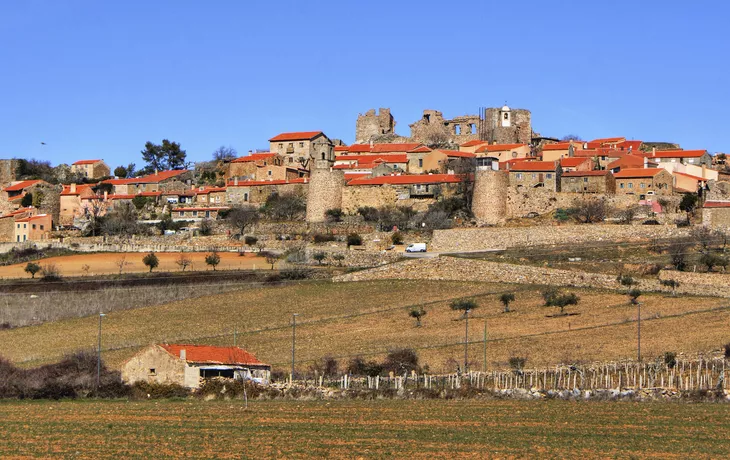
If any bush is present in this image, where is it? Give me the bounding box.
[198,219,214,236]
[142,252,159,272]
[347,233,363,247]
[571,198,607,224]
[382,348,420,374]
[391,231,404,245]
[346,356,383,377]
[357,206,379,222]
[24,262,41,279]
[244,236,258,246]
[642,219,660,225]
[312,252,326,265]
[554,208,571,222]
[313,233,336,244]
[41,263,61,281]
[508,356,527,371]
[279,268,311,280]
[616,274,636,287]
[324,208,344,223]
[130,381,190,399]
[664,352,677,369]
[205,251,221,270]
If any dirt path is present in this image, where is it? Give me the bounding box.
[0,252,272,279]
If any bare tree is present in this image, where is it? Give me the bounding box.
[115,256,129,275]
[212,145,238,162]
[226,206,259,239]
[176,253,193,272]
[572,198,607,224]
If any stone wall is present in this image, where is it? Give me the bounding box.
[305,246,402,268]
[505,188,637,219]
[702,207,730,229]
[341,185,435,214]
[429,224,690,253]
[335,256,730,297]
[484,108,531,145]
[121,345,189,386]
[356,108,396,143]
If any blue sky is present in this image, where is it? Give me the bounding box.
[0,0,727,170]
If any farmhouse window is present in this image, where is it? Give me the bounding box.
[32,224,36,229]
[299,142,304,148]
[628,183,633,189]
[40,225,44,230]
[620,183,624,189]
[516,173,522,180]
[192,211,198,217]
[546,174,552,179]
[418,159,423,168]
[149,368,156,375]
[640,183,645,188]
[179,212,184,216]
[583,178,588,183]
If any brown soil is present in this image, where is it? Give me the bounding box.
[0,252,271,279]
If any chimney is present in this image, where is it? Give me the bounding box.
[652,147,656,157]
[155,168,159,175]
[103,190,108,200]
[643,157,648,169]
[234,177,239,186]
[179,349,186,360]
[70,183,77,194]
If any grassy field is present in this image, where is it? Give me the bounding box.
[1,279,727,373]
[0,399,728,458]
[0,251,269,278]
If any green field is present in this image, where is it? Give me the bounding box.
[1,399,728,458]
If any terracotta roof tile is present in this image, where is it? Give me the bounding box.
[703,201,730,208]
[459,140,490,147]
[269,131,324,142]
[613,168,665,178]
[435,149,476,158]
[160,344,266,366]
[475,143,528,153]
[561,170,610,177]
[508,161,559,172]
[560,157,591,167]
[72,159,102,165]
[231,153,276,163]
[3,180,45,192]
[347,174,465,186]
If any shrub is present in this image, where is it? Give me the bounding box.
[660,279,680,295]
[382,348,419,374]
[142,252,159,272]
[347,233,362,247]
[205,251,221,270]
[391,231,404,245]
[508,356,527,371]
[540,287,559,306]
[313,233,336,244]
[41,263,61,281]
[308,356,339,377]
[130,381,190,399]
[616,274,636,287]
[450,298,478,318]
[554,208,571,222]
[331,253,345,266]
[700,253,728,272]
[198,219,214,236]
[409,306,426,327]
[244,236,258,246]
[324,208,344,223]
[667,241,690,271]
[627,288,642,304]
[312,252,326,265]
[499,293,515,313]
[642,219,660,225]
[279,268,311,280]
[357,206,379,222]
[571,198,607,224]
[545,292,579,315]
[24,262,41,279]
[664,352,677,369]
[347,356,383,377]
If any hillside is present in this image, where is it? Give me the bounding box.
[1,279,727,374]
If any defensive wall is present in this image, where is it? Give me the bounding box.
[429,224,691,253]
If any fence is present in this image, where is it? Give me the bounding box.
[286,358,728,394]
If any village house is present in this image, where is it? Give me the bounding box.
[226,178,308,205]
[14,213,52,242]
[508,161,562,191]
[473,143,531,167]
[334,154,409,177]
[422,150,476,173]
[2,180,52,210]
[540,141,584,162]
[458,139,490,154]
[607,155,658,173]
[194,186,228,206]
[0,207,37,242]
[269,131,333,168]
[121,344,271,389]
[172,207,228,221]
[702,201,730,229]
[226,153,306,182]
[162,189,195,204]
[673,171,709,194]
[59,183,96,226]
[336,143,433,174]
[637,149,713,167]
[560,170,616,194]
[70,159,111,179]
[128,170,192,194]
[559,157,593,172]
[613,168,673,197]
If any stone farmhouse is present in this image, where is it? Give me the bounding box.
[614,168,673,196]
[269,131,333,169]
[0,207,38,242]
[14,213,52,242]
[508,161,562,192]
[122,344,271,389]
[70,159,111,180]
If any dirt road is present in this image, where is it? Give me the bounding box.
[0,252,271,279]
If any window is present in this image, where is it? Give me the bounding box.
[583,177,588,183]
[470,124,476,134]
[244,193,248,202]
[23,224,26,229]
[268,170,272,176]
[289,157,293,163]
[516,173,523,180]
[546,173,552,179]
[640,183,645,188]
[149,368,156,375]
[288,143,293,148]
[504,113,509,120]
[192,211,198,217]
[454,125,461,135]
[628,183,633,189]
[512,151,517,158]
[179,211,184,216]
[278,143,283,150]
[299,142,304,148]
[418,159,423,168]
[32,224,36,229]
[532,173,537,180]
[620,183,624,189]
[40,225,44,230]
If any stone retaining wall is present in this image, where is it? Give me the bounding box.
[430,224,690,253]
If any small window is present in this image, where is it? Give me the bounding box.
[532,173,536,180]
[288,143,293,148]
[628,183,633,189]
[32,224,36,229]
[278,143,283,150]
[179,211,184,216]
[418,159,423,168]
[149,368,156,375]
[512,151,517,158]
[546,173,552,179]
[244,193,249,202]
[268,170,272,176]
[299,142,304,148]
[23,224,26,229]
[192,211,198,217]
[583,177,588,183]
[516,173,523,180]
[640,183,645,188]
[504,113,509,120]
[620,183,624,189]
[40,225,44,230]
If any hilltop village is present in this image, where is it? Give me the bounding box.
[2,105,729,245]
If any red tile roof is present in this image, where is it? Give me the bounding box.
[643,149,708,159]
[587,137,626,148]
[347,174,465,186]
[231,153,276,163]
[561,170,610,177]
[606,155,656,170]
[613,168,665,178]
[435,149,476,158]
[15,214,50,223]
[508,161,559,172]
[408,145,432,153]
[102,177,139,185]
[160,344,267,366]
[371,143,423,153]
[674,171,707,181]
[269,131,324,142]
[174,207,229,212]
[60,184,94,196]
[194,186,227,194]
[72,159,102,165]
[227,178,307,187]
[703,201,730,208]
[0,207,35,218]
[542,142,574,151]
[137,170,189,183]
[3,180,45,192]
[346,144,375,153]
[334,146,349,152]
[560,157,591,168]
[475,143,528,153]
[459,140,490,148]
[615,140,643,151]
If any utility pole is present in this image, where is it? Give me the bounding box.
[291,313,299,382]
[483,320,487,372]
[97,313,106,388]
[464,309,470,373]
[233,325,237,347]
[637,302,641,362]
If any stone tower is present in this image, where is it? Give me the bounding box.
[484,105,532,145]
[356,108,396,143]
[305,139,344,223]
[472,166,509,225]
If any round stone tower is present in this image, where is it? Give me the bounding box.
[305,139,344,223]
[472,166,509,225]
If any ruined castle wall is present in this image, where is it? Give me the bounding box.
[484,108,532,145]
[356,108,395,143]
[341,185,435,214]
[472,168,509,225]
[306,168,344,222]
[505,188,640,219]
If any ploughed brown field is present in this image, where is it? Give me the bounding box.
[0,399,728,459]
[0,251,269,278]
[1,279,727,373]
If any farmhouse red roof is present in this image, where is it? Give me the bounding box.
[613,168,665,178]
[174,207,228,212]
[137,170,189,183]
[561,170,610,177]
[542,142,575,151]
[560,157,591,167]
[435,149,476,158]
[606,155,656,170]
[642,149,708,159]
[60,184,94,196]
[703,201,730,208]
[231,153,276,163]
[3,180,44,192]
[227,178,307,187]
[160,344,266,366]
[475,143,527,153]
[14,214,49,223]
[459,140,489,147]
[269,131,323,142]
[508,161,558,172]
[72,159,102,165]
[371,143,423,153]
[347,174,465,186]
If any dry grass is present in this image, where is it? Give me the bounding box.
[0,280,726,374]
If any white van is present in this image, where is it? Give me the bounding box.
[405,243,427,253]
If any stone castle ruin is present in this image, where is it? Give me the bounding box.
[355,106,532,146]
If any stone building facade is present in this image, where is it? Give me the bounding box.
[269,131,333,169]
[561,170,616,194]
[702,201,730,228]
[356,108,396,143]
[71,160,111,179]
[483,106,532,145]
[509,161,562,192]
[409,110,481,145]
[614,168,673,196]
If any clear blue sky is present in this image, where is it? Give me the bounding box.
[0,0,727,170]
